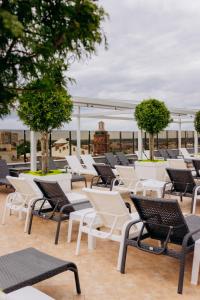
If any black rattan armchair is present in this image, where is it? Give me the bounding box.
[105,152,120,168]
[28,179,91,244]
[116,152,134,167]
[91,164,116,189]
[120,195,200,294]
[0,160,13,188]
[163,168,200,213]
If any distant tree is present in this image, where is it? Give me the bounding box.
[135,99,171,160]
[16,141,30,159]
[194,111,200,134]
[0,0,108,117]
[18,76,73,174]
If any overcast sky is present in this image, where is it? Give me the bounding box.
[69,0,200,109]
[2,0,200,131]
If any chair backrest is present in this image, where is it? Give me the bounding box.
[83,188,131,230]
[180,148,191,158]
[192,159,200,177]
[65,155,82,173]
[167,159,186,169]
[93,164,116,185]
[116,152,129,166]
[105,153,120,168]
[166,168,195,194]
[0,159,10,178]
[80,154,96,171]
[6,176,40,202]
[34,179,74,213]
[166,149,180,159]
[115,165,138,188]
[158,149,169,160]
[131,195,190,245]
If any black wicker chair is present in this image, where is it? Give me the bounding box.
[192,159,200,179]
[91,164,116,188]
[105,152,120,168]
[166,149,182,159]
[0,160,13,187]
[116,152,134,167]
[163,168,200,213]
[28,179,91,244]
[0,247,81,294]
[157,149,169,160]
[120,195,200,294]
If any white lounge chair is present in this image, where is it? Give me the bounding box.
[112,165,144,193]
[66,155,96,176]
[80,154,98,174]
[2,176,41,232]
[114,165,165,197]
[180,148,193,159]
[75,188,142,270]
[167,158,187,169]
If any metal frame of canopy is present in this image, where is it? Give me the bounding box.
[7,96,197,170]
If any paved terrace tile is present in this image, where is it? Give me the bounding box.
[0,183,200,300]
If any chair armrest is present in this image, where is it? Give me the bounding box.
[162,181,172,197]
[90,175,101,188]
[182,227,200,248]
[60,200,90,213]
[124,219,142,240]
[31,198,45,210]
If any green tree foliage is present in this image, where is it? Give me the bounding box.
[0,0,108,117]
[16,141,30,159]
[18,76,73,173]
[194,111,200,133]
[135,99,171,160]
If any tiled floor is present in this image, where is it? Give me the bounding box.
[0,184,200,300]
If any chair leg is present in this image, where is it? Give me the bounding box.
[120,241,128,274]
[55,219,62,245]
[70,265,81,294]
[75,225,83,255]
[84,178,87,187]
[191,195,196,214]
[67,219,73,243]
[28,213,34,234]
[24,210,31,233]
[1,205,7,225]
[177,251,186,294]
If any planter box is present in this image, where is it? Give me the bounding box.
[20,172,72,195]
[135,161,168,181]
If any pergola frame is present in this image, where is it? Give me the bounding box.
[30,96,198,170]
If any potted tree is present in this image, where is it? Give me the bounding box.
[18,75,73,175]
[194,111,200,156]
[134,99,171,180]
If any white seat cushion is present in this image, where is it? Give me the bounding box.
[7,286,54,300]
[66,192,87,203]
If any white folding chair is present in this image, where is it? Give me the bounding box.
[66,155,96,176]
[2,176,41,232]
[75,188,141,270]
[180,148,193,159]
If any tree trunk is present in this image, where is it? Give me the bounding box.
[41,132,49,174]
[149,133,154,161]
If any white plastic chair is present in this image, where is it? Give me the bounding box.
[66,155,96,176]
[180,148,193,159]
[167,159,187,169]
[2,176,41,232]
[112,165,144,193]
[80,154,98,173]
[75,188,141,270]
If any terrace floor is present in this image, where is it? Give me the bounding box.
[0,183,200,300]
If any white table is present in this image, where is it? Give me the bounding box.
[2,286,54,300]
[191,238,200,285]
